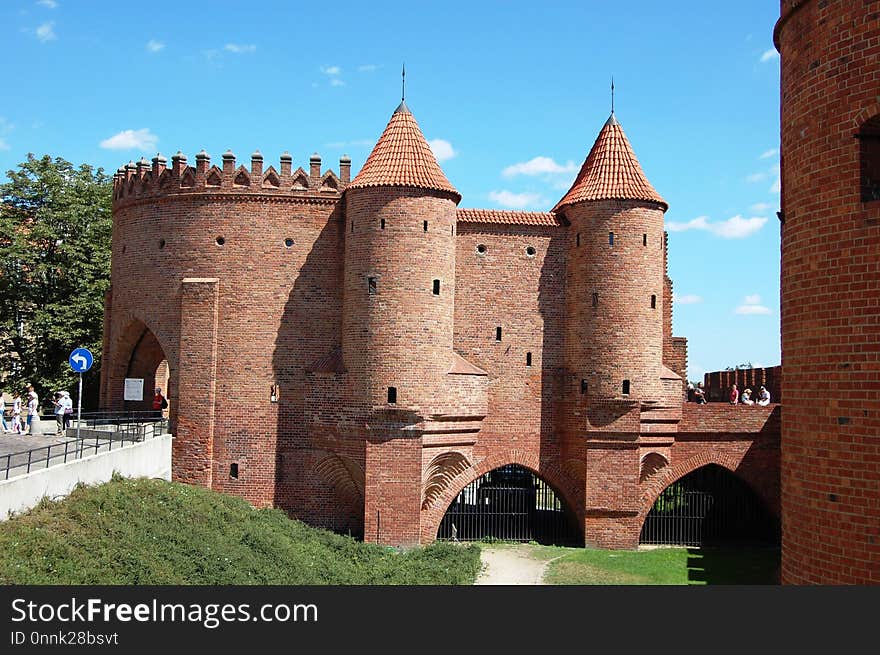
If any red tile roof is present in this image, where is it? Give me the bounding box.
[553,114,667,212]
[457,208,561,227]
[348,102,460,200]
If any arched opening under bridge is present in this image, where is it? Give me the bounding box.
[640,464,779,547]
[437,464,580,546]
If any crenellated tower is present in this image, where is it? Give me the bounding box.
[555,112,671,406]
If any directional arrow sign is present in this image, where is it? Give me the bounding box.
[69,347,94,373]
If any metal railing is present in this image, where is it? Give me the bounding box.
[1,411,170,481]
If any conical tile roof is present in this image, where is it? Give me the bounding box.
[348,102,460,201]
[553,113,667,212]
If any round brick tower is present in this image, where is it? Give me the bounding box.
[775,0,880,584]
[555,113,669,402]
[341,101,461,412]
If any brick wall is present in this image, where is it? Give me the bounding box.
[703,366,781,404]
[776,0,880,583]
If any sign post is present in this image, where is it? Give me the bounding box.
[68,348,94,442]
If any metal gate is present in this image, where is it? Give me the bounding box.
[639,464,780,546]
[437,465,579,545]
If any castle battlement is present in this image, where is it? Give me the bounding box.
[112,150,350,207]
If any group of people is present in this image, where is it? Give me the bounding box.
[0,386,43,434]
[0,385,74,436]
[687,381,772,406]
[729,383,771,406]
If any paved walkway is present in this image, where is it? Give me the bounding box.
[475,544,555,585]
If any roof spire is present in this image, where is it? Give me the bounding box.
[395,63,410,114]
[611,76,615,114]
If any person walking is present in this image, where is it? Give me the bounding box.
[0,391,9,432]
[11,391,23,434]
[61,391,73,431]
[25,386,39,434]
[52,391,66,436]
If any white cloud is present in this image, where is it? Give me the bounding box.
[320,65,341,76]
[358,64,378,72]
[746,171,768,183]
[759,148,778,159]
[770,177,781,193]
[146,40,164,53]
[760,49,779,63]
[428,139,456,162]
[666,214,767,239]
[224,43,256,54]
[35,21,56,42]
[736,294,771,315]
[503,156,577,177]
[750,202,773,212]
[330,78,345,87]
[673,293,703,305]
[0,138,9,151]
[488,190,545,209]
[99,128,158,151]
[37,0,58,8]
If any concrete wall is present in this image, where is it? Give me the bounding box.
[0,434,172,520]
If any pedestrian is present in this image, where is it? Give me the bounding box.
[52,391,65,436]
[729,383,739,405]
[741,388,754,405]
[152,387,168,419]
[62,391,73,431]
[757,385,771,406]
[11,391,23,434]
[0,391,9,432]
[694,382,707,404]
[25,386,39,434]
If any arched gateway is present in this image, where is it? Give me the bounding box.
[640,464,779,547]
[437,465,580,545]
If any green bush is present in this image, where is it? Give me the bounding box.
[0,477,481,585]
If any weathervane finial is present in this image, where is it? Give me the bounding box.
[402,63,406,102]
[611,76,615,115]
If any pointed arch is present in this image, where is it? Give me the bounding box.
[180,167,196,188]
[314,452,365,504]
[206,166,223,187]
[320,171,340,191]
[291,167,309,190]
[233,166,251,187]
[262,166,281,189]
[421,449,582,544]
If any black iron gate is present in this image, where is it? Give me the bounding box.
[437,465,579,545]
[640,464,780,547]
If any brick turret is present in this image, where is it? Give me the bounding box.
[556,113,670,404]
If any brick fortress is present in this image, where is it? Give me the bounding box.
[101,98,780,548]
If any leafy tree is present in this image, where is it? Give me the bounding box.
[0,154,112,407]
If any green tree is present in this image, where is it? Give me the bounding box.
[0,154,112,407]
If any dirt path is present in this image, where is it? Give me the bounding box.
[475,544,559,585]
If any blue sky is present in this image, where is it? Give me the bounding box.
[0,1,782,381]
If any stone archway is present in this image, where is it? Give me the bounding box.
[105,317,173,415]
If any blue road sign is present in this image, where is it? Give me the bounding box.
[69,348,94,373]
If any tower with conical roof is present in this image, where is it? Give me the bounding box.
[341,100,484,546]
[556,112,671,406]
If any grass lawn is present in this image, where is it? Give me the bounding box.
[542,544,780,585]
[0,476,481,585]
